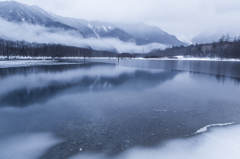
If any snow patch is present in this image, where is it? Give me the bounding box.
[102,25,107,32]
[195,122,235,134]
[88,23,100,39]
[0,133,63,159]
[69,124,240,159]
[174,56,240,62]
[0,59,82,68]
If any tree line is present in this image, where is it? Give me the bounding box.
[0,39,118,60]
[1,35,240,60]
[148,36,240,59]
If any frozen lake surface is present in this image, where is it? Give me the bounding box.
[0,60,240,159]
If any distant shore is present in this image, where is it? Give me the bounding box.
[1,56,240,69]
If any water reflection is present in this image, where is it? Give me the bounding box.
[0,63,111,78]
[0,64,179,107]
[0,62,240,159]
[189,71,240,84]
[116,60,240,78]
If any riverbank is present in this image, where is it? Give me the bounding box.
[0,60,83,68]
[1,55,240,62]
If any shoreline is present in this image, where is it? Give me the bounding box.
[1,56,240,62]
[1,56,240,69]
[0,60,83,68]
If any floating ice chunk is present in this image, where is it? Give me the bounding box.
[195,122,235,134]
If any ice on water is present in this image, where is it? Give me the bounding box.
[69,124,240,159]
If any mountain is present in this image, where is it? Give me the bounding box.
[192,28,240,44]
[0,1,185,46]
[116,23,185,46]
[0,1,81,32]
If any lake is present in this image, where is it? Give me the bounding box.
[0,59,240,159]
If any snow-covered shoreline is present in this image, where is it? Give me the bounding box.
[0,59,83,68]
[61,56,240,61]
[0,56,54,60]
[1,56,240,69]
[172,56,240,62]
[194,122,235,134]
[141,56,240,62]
[1,55,240,62]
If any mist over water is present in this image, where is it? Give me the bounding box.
[0,18,167,53]
[0,60,240,158]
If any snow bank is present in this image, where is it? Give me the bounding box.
[1,55,240,62]
[0,59,82,68]
[194,122,235,134]
[173,56,240,62]
[69,124,240,159]
[0,133,63,159]
[0,56,53,60]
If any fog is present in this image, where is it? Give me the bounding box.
[69,124,240,159]
[0,132,63,159]
[2,0,240,40]
[0,18,167,53]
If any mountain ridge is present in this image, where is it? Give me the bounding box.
[0,1,186,46]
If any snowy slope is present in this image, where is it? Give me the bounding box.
[192,28,240,44]
[0,1,185,46]
[0,1,83,35]
[116,23,186,46]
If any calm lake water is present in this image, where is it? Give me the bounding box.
[0,59,240,159]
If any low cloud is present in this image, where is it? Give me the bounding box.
[0,18,167,53]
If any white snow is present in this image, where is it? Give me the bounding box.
[0,56,54,60]
[69,124,240,159]
[2,56,240,63]
[93,30,100,39]
[103,56,240,62]
[88,23,101,39]
[0,133,63,159]
[173,56,240,62]
[102,25,107,32]
[195,122,235,134]
[47,10,56,17]
[0,59,82,68]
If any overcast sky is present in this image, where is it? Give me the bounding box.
[1,0,240,40]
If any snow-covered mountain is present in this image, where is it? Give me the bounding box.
[116,23,184,45]
[0,1,186,46]
[0,1,80,32]
[192,29,240,44]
